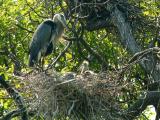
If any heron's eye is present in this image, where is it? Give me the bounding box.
[60,14,63,18]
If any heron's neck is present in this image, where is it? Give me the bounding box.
[56,21,64,35]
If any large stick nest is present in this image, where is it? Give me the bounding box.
[24,69,127,120]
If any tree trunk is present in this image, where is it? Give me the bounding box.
[111,6,160,83]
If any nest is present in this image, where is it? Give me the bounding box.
[24,70,126,120]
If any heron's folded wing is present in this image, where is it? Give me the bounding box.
[29,22,51,62]
[32,23,53,48]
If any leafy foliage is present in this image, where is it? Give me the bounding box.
[0,0,159,119]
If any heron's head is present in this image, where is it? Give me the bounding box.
[53,14,67,28]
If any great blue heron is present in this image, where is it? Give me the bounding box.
[28,14,67,67]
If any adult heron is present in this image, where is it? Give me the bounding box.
[28,14,67,67]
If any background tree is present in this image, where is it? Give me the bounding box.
[0,0,160,119]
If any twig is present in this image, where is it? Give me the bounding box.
[0,109,23,120]
[79,38,108,70]
[125,91,160,120]
[0,75,28,120]
[56,79,76,86]
[62,35,76,41]
[68,100,76,115]
[128,47,160,63]
[46,41,72,70]
[70,0,110,14]
[25,0,47,19]
[16,24,33,33]
[118,47,160,80]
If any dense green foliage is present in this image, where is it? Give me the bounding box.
[0,0,159,119]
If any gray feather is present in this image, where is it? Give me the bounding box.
[29,20,56,66]
[28,14,66,67]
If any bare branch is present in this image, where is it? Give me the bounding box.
[0,109,23,120]
[16,24,33,33]
[25,0,47,19]
[70,0,110,13]
[124,91,160,120]
[79,38,108,71]
[0,75,28,120]
[62,35,76,41]
[85,18,113,31]
[128,47,160,64]
[47,41,72,69]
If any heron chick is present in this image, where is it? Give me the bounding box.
[29,14,67,67]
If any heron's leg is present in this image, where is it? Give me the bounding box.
[41,57,45,70]
[34,58,42,71]
[36,51,43,70]
[37,57,43,70]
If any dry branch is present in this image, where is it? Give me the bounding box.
[128,47,160,64]
[126,91,160,120]
[47,41,72,69]
[0,75,28,120]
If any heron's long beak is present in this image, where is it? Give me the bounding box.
[62,21,69,30]
[65,24,69,30]
[60,18,69,30]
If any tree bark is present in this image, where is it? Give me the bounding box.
[111,6,160,83]
[110,6,160,119]
[0,75,28,120]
